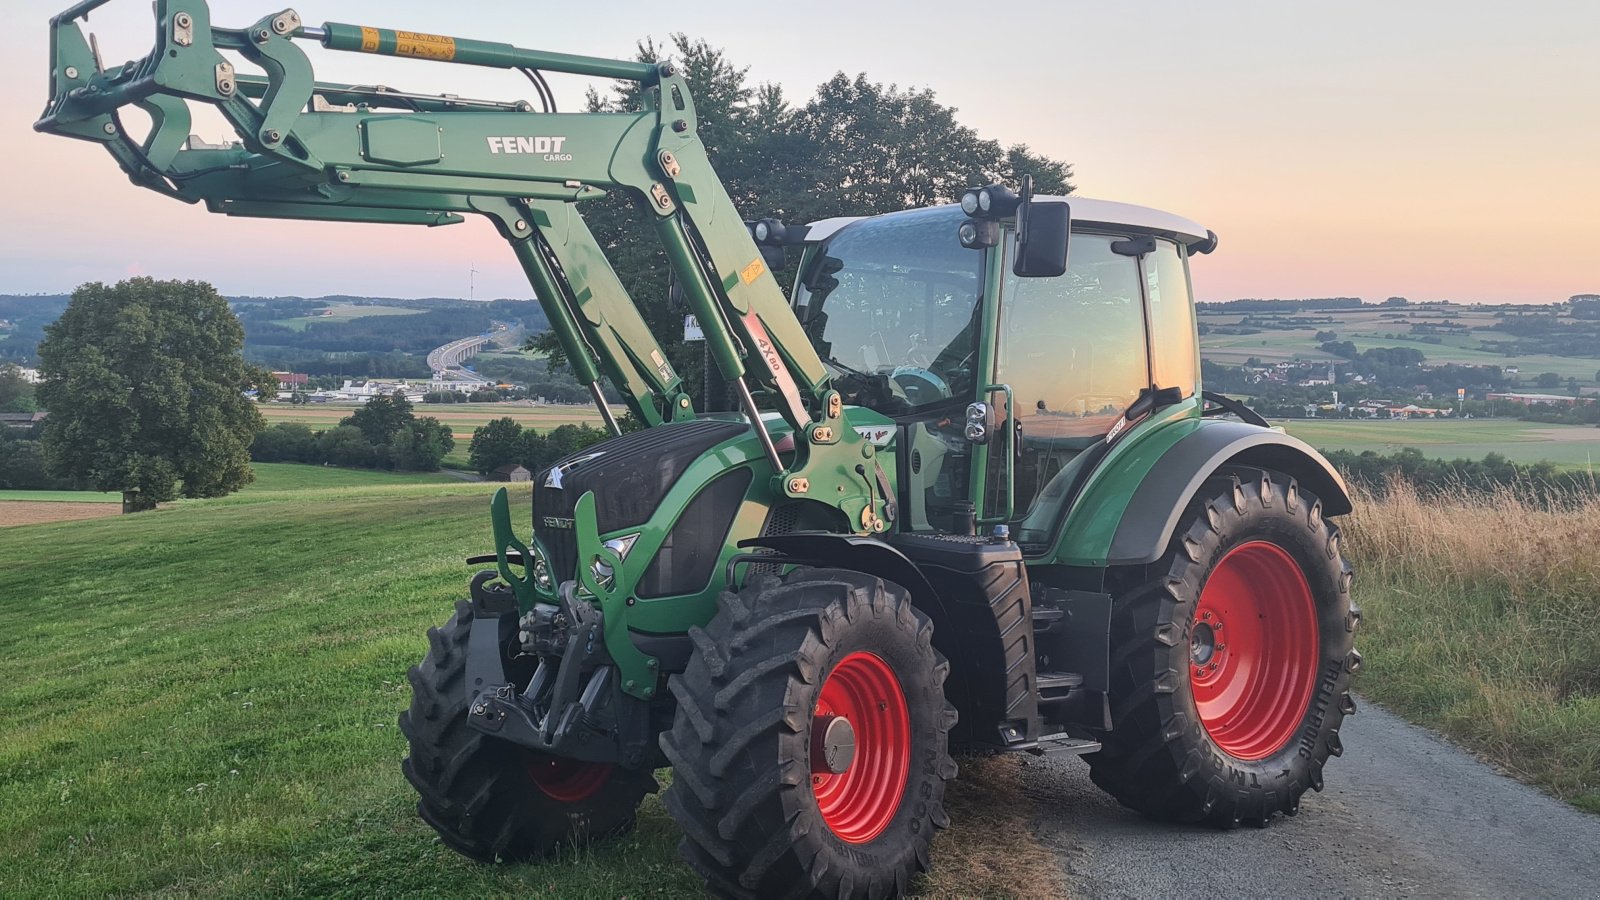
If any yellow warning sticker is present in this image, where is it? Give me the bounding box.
[740,257,766,285]
[359,27,379,53]
[394,31,456,61]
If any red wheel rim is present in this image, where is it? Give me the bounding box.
[526,755,612,803]
[1190,541,1320,760]
[811,651,911,844]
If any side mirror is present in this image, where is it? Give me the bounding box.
[1014,199,1070,277]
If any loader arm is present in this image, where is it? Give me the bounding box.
[37,0,883,525]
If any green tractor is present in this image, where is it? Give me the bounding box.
[38,3,1360,896]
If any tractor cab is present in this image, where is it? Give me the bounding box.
[788,197,1217,549]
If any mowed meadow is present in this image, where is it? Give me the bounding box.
[0,465,1061,898]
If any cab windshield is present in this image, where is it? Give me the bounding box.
[794,206,982,416]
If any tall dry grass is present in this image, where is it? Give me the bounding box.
[1342,480,1600,811]
[1345,479,1600,607]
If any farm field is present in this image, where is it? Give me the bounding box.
[0,501,122,528]
[1278,418,1600,468]
[1199,302,1600,386]
[0,489,120,503]
[269,303,425,331]
[0,466,1051,897]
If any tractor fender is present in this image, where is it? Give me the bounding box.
[738,533,939,605]
[1104,421,1352,566]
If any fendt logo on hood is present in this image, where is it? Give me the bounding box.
[486,136,572,161]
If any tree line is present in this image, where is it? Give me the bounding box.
[250,394,453,471]
[1327,447,1600,503]
[465,417,613,476]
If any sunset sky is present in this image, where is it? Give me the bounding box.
[2,0,1596,303]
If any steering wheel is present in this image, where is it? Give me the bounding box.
[890,366,949,406]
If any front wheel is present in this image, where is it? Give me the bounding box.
[1086,468,1360,827]
[661,569,958,898]
[399,600,657,861]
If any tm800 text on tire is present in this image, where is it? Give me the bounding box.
[400,599,657,861]
[661,569,959,899]
[1087,468,1361,827]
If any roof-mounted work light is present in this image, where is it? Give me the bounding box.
[959,184,1022,219]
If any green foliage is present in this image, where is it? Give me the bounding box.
[468,416,525,475]
[252,402,454,472]
[1537,371,1562,388]
[466,418,611,475]
[250,422,319,463]
[317,424,379,468]
[36,279,263,506]
[341,394,415,446]
[390,417,454,471]
[0,364,36,412]
[0,430,72,489]
[1325,446,1598,502]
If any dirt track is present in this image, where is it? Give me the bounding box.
[0,501,122,528]
[1016,701,1600,898]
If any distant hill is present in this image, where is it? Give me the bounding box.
[0,292,551,379]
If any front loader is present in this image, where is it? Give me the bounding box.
[37,3,1362,896]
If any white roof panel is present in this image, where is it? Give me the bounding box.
[804,196,1211,246]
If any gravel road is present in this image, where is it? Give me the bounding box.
[1018,700,1600,898]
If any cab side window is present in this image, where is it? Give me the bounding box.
[1145,239,1198,397]
[994,233,1150,526]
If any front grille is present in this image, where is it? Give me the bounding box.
[531,419,750,586]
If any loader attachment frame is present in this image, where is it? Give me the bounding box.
[37,0,887,530]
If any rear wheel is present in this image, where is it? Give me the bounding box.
[661,569,958,899]
[1086,469,1360,827]
[400,600,656,861]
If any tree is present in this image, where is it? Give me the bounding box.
[317,425,377,468]
[36,278,263,510]
[341,393,414,446]
[532,37,1074,408]
[0,364,36,413]
[1536,372,1561,389]
[250,422,319,463]
[469,417,525,475]
[391,416,454,471]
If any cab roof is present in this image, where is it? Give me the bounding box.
[804,196,1211,248]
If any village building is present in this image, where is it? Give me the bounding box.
[492,464,531,482]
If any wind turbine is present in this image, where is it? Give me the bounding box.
[469,263,481,301]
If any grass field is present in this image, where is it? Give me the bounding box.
[1345,482,1600,814]
[0,465,1056,897]
[269,303,425,332]
[1199,302,1600,385]
[1278,418,1600,469]
[0,489,120,503]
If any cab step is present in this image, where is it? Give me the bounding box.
[1032,732,1102,756]
[1036,670,1084,706]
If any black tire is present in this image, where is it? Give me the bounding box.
[400,599,657,861]
[661,569,958,899]
[1086,468,1361,827]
